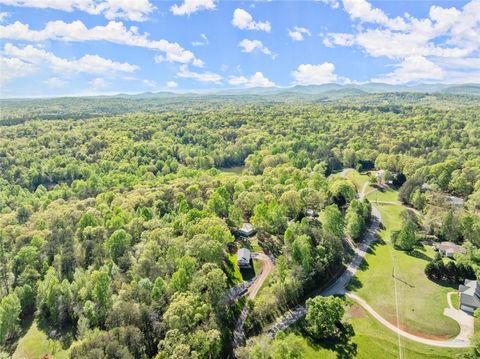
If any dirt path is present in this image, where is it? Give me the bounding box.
[247,253,273,299]
[232,253,274,349]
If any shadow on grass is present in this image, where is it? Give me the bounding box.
[294,320,358,359]
[37,317,74,350]
[365,238,385,255]
[347,276,363,291]
[407,249,431,262]
[427,278,459,290]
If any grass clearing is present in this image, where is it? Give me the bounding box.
[367,187,400,202]
[349,202,460,338]
[450,292,460,310]
[345,171,371,192]
[13,321,70,359]
[287,301,466,359]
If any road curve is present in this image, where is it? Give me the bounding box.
[347,292,472,348]
[266,205,381,336]
[266,179,473,348]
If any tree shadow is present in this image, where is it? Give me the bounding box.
[407,249,431,262]
[347,276,363,291]
[37,318,74,350]
[365,238,384,255]
[428,278,459,289]
[358,258,369,271]
[298,320,358,359]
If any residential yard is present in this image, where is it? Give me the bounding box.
[12,321,70,359]
[287,301,466,359]
[345,170,372,193]
[366,186,400,202]
[451,292,460,310]
[349,202,460,339]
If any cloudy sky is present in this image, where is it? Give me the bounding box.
[1,0,479,97]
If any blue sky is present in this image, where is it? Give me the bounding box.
[0,0,479,97]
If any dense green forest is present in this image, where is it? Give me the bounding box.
[0,94,479,358]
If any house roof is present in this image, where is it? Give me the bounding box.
[437,241,466,254]
[459,280,480,308]
[241,223,254,231]
[237,248,251,262]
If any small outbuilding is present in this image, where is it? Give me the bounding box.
[459,279,480,314]
[237,248,252,268]
[305,208,318,218]
[435,241,466,258]
[239,223,255,237]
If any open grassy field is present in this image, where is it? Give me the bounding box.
[367,186,400,202]
[12,321,70,359]
[349,202,460,338]
[345,170,372,193]
[289,301,467,359]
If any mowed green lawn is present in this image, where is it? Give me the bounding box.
[13,321,70,359]
[349,202,460,338]
[366,187,400,202]
[289,301,466,359]
[345,171,372,193]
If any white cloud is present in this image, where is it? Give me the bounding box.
[292,63,339,85]
[192,33,209,46]
[3,43,139,75]
[323,0,480,84]
[232,8,271,32]
[0,12,9,22]
[0,56,35,82]
[142,79,157,88]
[45,77,66,88]
[325,0,480,60]
[372,56,444,84]
[228,72,275,87]
[323,33,355,47]
[342,0,407,31]
[0,0,155,21]
[89,77,109,89]
[288,26,311,41]
[238,39,273,57]
[171,0,216,16]
[166,80,178,88]
[0,20,203,67]
[316,0,340,8]
[177,65,222,83]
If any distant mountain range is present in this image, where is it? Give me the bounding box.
[110,83,480,99]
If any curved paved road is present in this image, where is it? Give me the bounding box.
[266,173,473,348]
[267,205,381,336]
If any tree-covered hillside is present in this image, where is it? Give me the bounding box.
[0,94,479,358]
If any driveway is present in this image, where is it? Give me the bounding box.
[233,252,274,348]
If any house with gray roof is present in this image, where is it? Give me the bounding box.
[239,223,255,237]
[459,279,480,314]
[434,241,466,258]
[237,248,252,268]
